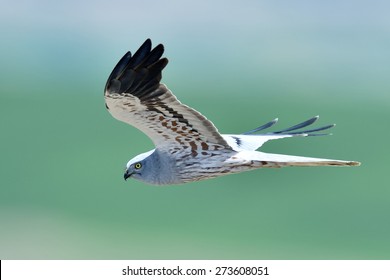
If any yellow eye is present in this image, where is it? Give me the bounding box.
[134,163,142,169]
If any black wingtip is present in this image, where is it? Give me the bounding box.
[243,116,336,137]
[271,116,320,134]
[242,118,279,135]
[142,38,152,48]
[104,51,132,93]
[127,39,153,68]
[105,39,169,99]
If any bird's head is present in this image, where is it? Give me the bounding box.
[124,149,155,181]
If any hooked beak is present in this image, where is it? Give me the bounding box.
[124,170,133,181]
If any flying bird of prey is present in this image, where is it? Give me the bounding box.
[104,39,360,185]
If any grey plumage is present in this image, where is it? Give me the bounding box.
[105,39,360,186]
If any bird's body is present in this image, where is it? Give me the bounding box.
[104,39,360,185]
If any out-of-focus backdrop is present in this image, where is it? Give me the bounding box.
[1,0,389,259]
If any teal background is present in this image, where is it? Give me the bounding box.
[1,0,389,259]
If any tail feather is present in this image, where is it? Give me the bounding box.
[239,151,360,167]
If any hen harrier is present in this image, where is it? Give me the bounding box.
[104,39,359,185]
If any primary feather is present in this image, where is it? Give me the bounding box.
[223,115,335,151]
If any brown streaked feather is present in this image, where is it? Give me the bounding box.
[104,39,230,151]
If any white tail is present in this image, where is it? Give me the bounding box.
[238,151,360,168]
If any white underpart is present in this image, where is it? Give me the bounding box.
[126,149,155,168]
[222,134,297,151]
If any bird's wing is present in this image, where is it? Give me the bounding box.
[223,116,335,151]
[104,39,230,152]
[223,134,294,151]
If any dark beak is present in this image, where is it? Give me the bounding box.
[124,171,132,181]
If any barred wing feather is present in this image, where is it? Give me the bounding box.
[104,39,230,151]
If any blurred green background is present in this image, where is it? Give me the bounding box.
[1,0,389,259]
